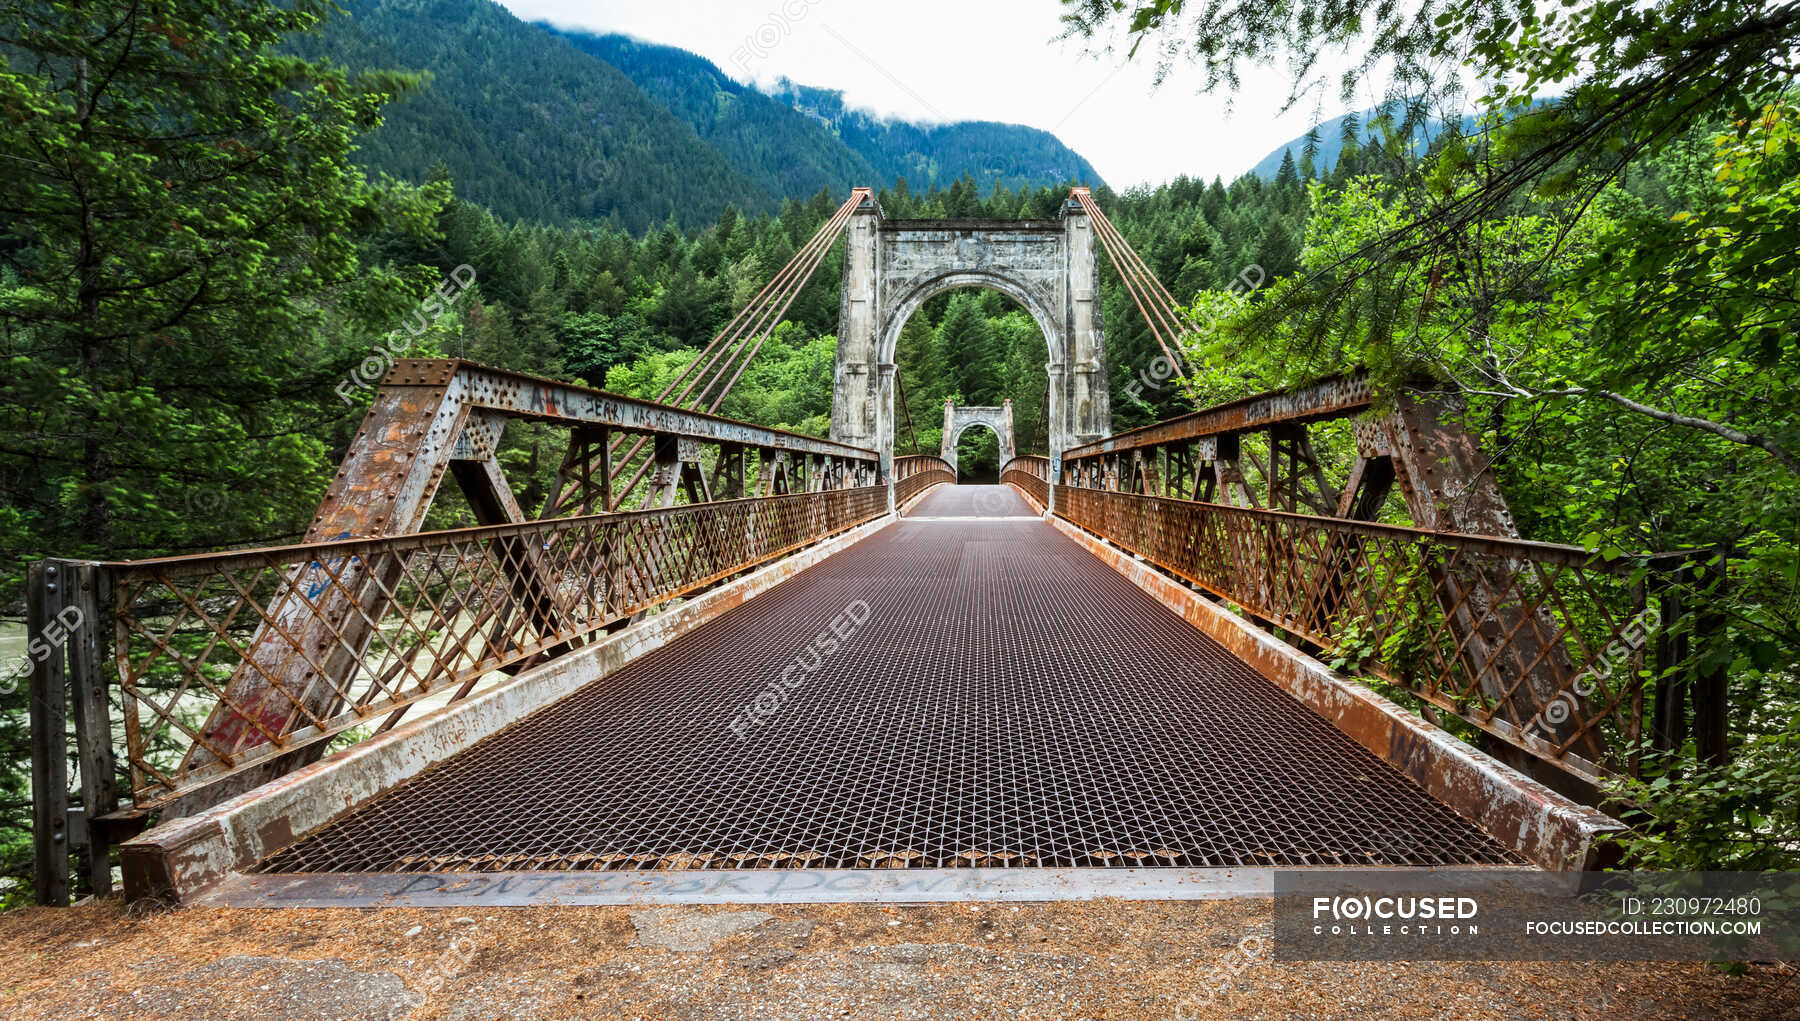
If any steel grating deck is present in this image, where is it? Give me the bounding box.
[906,484,1036,517]
[259,486,1520,874]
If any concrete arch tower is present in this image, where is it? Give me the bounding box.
[830,193,1111,479]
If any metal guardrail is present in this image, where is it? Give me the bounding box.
[125,486,887,809]
[1060,372,1373,464]
[893,455,955,506]
[1000,456,1050,509]
[1049,485,1716,786]
[28,485,889,903]
[1048,373,1730,788]
[30,357,891,905]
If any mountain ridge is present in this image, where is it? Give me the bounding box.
[297,2,1102,232]
[1248,100,1551,179]
[546,28,1105,198]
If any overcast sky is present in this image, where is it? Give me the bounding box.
[496,0,1345,188]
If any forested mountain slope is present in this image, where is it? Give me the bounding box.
[553,31,1106,198]
[292,0,767,231]
[547,30,881,201]
[766,78,1105,194]
[292,2,1102,231]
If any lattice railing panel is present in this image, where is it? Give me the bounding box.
[893,455,955,506]
[108,486,889,807]
[1001,456,1050,509]
[1052,485,1690,782]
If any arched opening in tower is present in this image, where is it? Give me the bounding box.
[891,287,1049,469]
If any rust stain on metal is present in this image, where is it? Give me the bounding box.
[1000,457,1050,511]
[253,813,298,859]
[1045,479,1670,785]
[892,455,954,507]
[76,356,886,821]
[118,514,902,905]
[106,485,890,815]
[1061,373,1372,462]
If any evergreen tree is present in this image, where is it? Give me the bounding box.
[937,293,1001,403]
[0,0,447,564]
[0,0,449,906]
[1275,149,1299,188]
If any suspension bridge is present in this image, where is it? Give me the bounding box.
[26,188,1725,908]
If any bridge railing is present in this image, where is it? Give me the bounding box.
[1046,374,1736,788]
[1050,485,1710,785]
[893,454,955,506]
[84,485,889,814]
[27,483,889,905]
[1000,455,1050,509]
[28,358,894,905]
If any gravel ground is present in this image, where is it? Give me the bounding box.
[0,898,1793,1020]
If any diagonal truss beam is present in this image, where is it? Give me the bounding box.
[1054,373,1619,776]
[189,359,879,806]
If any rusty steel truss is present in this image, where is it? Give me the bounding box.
[1050,486,1698,782]
[1042,375,1722,787]
[114,488,885,803]
[199,359,877,798]
[28,359,884,905]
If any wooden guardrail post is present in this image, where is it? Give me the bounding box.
[67,562,119,896]
[28,559,118,905]
[28,560,70,906]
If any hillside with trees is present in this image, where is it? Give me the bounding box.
[289,0,767,232]
[764,78,1107,195]
[287,1,1103,231]
[549,30,879,202]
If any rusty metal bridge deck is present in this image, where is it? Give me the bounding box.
[258,486,1517,875]
[905,483,1036,517]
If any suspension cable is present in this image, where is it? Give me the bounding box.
[896,369,921,455]
[685,192,865,409]
[606,188,872,506]
[1074,187,1187,337]
[1070,187,1190,376]
[699,196,863,410]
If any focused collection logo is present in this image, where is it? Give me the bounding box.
[1311,895,1481,936]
